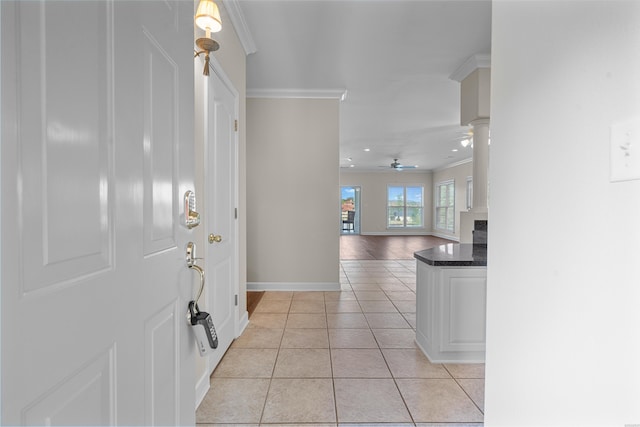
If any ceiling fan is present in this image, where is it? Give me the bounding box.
[381,158,417,170]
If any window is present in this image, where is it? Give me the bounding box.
[387,185,424,228]
[435,180,455,232]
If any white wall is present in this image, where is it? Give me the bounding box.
[486,1,640,425]
[432,160,473,241]
[247,98,340,288]
[340,171,433,235]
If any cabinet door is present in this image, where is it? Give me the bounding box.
[440,268,487,353]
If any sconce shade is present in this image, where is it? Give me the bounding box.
[195,0,222,33]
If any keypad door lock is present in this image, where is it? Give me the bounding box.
[184,190,200,229]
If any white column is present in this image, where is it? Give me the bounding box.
[471,119,490,213]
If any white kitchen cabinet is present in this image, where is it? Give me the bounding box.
[415,260,487,363]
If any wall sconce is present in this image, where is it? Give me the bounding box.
[194,0,222,76]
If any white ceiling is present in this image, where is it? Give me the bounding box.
[234,0,492,172]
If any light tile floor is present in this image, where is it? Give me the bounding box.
[197,260,484,426]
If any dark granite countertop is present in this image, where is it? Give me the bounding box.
[414,243,487,267]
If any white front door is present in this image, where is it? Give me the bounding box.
[203,62,239,371]
[1,1,196,425]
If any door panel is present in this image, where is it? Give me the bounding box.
[22,348,115,426]
[1,1,195,425]
[144,302,179,426]
[18,0,113,293]
[142,29,179,256]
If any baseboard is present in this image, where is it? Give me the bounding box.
[195,367,211,410]
[247,282,341,291]
[361,231,433,236]
[416,327,485,363]
[237,310,249,337]
[346,231,460,241]
[430,232,460,242]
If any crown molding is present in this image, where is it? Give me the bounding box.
[435,157,473,171]
[247,88,348,100]
[221,0,257,55]
[340,168,431,174]
[449,53,491,82]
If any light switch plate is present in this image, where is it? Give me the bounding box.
[610,117,640,182]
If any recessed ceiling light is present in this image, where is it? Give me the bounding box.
[347,157,353,162]
[452,149,458,152]
[363,148,370,152]
[460,139,471,148]
[349,164,355,168]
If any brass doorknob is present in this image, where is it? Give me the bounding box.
[208,234,222,244]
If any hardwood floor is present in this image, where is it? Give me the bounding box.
[246,291,265,317]
[340,234,455,260]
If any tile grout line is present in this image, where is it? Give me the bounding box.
[255,295,289,425]
[445,365,485,416]
[375,266,417,426]
[325,291,339,425]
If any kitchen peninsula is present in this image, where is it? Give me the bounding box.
[413,242,487,363]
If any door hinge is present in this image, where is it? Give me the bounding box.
[234,119,238,132]
[234,294,238,306]
[234,207,238,219]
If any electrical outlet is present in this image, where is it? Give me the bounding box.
[610,118,640,182]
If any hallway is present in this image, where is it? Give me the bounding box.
[196,257,484,425]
